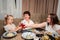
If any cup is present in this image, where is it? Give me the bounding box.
[19,23,26,29]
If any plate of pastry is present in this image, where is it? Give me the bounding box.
[2,32,17,39]
[22,32,36,40]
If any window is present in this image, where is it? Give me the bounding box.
[0,0,22,19]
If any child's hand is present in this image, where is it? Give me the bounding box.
[19,23,26,29]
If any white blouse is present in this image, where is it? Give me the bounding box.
[4,24,16,32]
[45,22,60,36]
[21,19,34,26]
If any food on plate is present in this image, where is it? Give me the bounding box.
[44,31,52,35]
[22,32,36,39]
[6,33,14,37]
[42,35,49,40]
[47,32,52,35]
[26,35,33,39]
[2,32,17,39]
[44,35,49,39]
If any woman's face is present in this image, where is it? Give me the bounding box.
[24,14,30,20]
[47,15,51,23]
[7,16,14,24]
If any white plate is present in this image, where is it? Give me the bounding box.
[2,32,17,37]
[22,32,36,39]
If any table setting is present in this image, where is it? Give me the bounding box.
[1,23,60,40]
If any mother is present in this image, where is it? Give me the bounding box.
[27,13,60,36]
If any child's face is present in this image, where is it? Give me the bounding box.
[24,14,30,19]
[7,16,14,24]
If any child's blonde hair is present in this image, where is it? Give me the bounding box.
[4,15,13,24]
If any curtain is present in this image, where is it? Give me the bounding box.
[22,0,58,23]
[0,0,22,19]
[7,0,22,18]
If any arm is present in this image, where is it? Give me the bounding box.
[55,25,60,35]
[9,26,22,32]
[56,30,60,35]
[14,26,22,31]
[27,22,46,28]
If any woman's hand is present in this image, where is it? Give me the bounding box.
[26,22,46,28]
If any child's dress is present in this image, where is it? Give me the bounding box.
[21,19,34,26]
[4,24,16,32]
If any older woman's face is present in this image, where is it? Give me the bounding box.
[47,15,51,23]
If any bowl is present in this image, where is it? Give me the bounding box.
[2,32,17,39]
[21,32,36,40]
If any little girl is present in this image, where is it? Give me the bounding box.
[4,15,21,32]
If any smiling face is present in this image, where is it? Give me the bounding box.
[24,14,30,20]
[47,15,52,24]
[46,13,59,25]
[23,11,31,20]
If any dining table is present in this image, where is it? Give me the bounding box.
[1,28,60,40]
